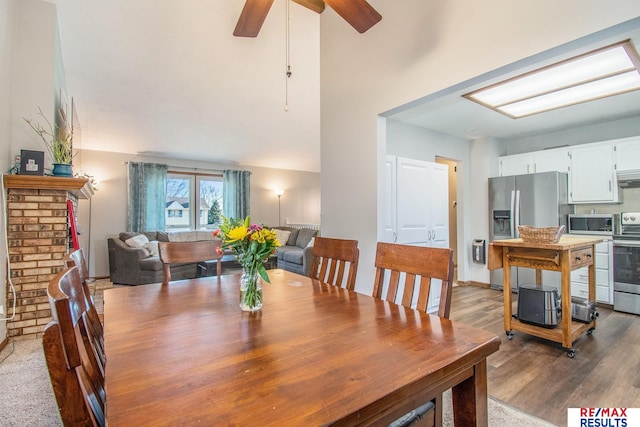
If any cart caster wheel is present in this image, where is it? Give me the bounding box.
[587,327,595,335]
[567,349,576,358]
[506,331,514,340]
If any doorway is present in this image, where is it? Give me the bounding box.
[436,156,458,284]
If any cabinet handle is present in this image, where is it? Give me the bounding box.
[586,253,592,258]
[609,180,612,191]
[575,256,581,261]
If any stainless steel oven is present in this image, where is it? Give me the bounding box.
[613,212,640,315]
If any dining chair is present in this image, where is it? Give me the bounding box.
[64,248,105,368]
[373,242,454,427]
[309,237,359,290]
[45,266,105,427]
[372,242,454,318]
[158,240,223,285]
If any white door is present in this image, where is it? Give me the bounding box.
[383,156,397,242]
[429,163,449,248]
[396,157,430,245]
[392,157,450,315]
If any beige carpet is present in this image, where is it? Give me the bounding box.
[0,280,555,426]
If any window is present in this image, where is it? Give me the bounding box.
[166,172,223,230]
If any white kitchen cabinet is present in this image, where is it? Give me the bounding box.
[499,147,570,176]
[499,153,532,176]
[532,147,570,173]
[386,156,449,314]
[569,142,618,203]
[614,136,640,172]
[570,240,613,304]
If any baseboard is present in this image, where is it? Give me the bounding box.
[457,280,491,289]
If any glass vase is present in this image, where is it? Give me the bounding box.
[240,268,263,312]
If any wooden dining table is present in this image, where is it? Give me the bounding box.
[104,269,500,426]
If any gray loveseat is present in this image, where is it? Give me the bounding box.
[108,230,220,285]
[273,227,318,276]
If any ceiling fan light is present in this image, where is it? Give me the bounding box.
[463,40,640,118]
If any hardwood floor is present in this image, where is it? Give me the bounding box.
[451,285,640,426]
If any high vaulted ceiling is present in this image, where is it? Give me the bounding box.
[48,0,322,172]
[47,1,640,173]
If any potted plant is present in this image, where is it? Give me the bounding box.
[23,107,74,177]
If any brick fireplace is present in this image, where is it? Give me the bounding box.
[3,175,93,340]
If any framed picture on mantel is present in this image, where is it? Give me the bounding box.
[20,149,45,176]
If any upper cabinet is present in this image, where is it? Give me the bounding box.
[498,138,631,203]
[569,142,618,203]
[532,147,570,174]
[499,153,532,176]
[614,136,640,172]
[499,147,569,176]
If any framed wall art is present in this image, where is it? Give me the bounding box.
[20,149,45,175]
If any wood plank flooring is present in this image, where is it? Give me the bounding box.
[451,285,640,426]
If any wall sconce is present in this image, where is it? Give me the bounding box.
[274,189,284,225]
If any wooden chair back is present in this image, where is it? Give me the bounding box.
[372,242,454,318]
[158,240,223,285]
[309,237,359,290]
[64,248,105,369]
[45,267,105,426]
[65,247,89,283]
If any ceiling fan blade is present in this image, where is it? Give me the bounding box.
[324,0,381,33]
[291,0,325,14]
[233,0,275,38]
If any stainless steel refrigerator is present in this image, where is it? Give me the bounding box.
[489,171,571,291]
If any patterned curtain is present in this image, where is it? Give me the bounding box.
[223,169,251,220]
[127,162,168,232]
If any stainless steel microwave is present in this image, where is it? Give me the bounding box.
[567,214,614,235]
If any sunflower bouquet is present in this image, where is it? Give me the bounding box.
[214,216,281,310]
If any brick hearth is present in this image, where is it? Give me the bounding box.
[3,175,93,340]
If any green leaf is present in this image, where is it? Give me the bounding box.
[257,263,270,283]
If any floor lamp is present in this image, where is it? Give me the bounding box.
[274,189,284,225]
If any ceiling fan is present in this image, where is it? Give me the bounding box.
[234,0,382,38]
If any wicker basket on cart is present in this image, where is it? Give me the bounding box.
[517,225,565,244]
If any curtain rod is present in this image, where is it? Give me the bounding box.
[122,161,224,175]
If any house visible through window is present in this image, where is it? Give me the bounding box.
[166,172,223,230]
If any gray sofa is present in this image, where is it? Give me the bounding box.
[273,227,318,276]
[108,231,221,285]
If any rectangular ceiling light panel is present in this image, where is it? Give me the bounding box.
[463,40,640,118]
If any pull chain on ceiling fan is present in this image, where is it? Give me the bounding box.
[234,0,382,38]
[285,0,291,111]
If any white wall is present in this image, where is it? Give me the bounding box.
[0,0,16,342]
[11,0,60,165]
[1,0,63,342]
[320,0,640,294]
[75,149,321,278]
[506,115,640,155]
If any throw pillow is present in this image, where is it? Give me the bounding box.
[306,237,315,248]
[274,229,291,247]
[125,234,151,256]
[146,240,159,257]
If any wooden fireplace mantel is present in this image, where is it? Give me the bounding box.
[3,175,94,199]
